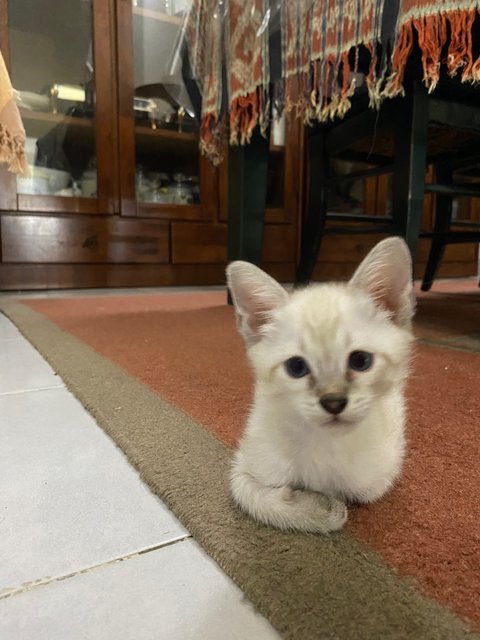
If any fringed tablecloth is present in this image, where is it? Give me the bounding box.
[0,51,26,174]
[184,0,480,164]
[387,0,480,95]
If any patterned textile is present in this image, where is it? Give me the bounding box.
[386,0,480,96]
[281,0,387,119]
[183,0,480,164]
[185,0,270,163]
[226,0,270,146]
[0,52,26,174]
[184,0,224,163]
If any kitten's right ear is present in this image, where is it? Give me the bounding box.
[226,261,288,345]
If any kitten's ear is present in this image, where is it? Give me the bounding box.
[349,237,415,327]
[226,261,289,345]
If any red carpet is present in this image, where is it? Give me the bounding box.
[24,283,480,629]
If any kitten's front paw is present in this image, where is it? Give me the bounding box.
[327,496,349,531]
[287,489,348,533]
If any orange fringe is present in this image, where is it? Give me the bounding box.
[384,19,414,97]
[447,9,476,80]
[387,8,480,97]
[414,14,447,91]
[197,6,480,162]
[228,88,270,147]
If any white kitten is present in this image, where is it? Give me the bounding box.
[226,237,415,534]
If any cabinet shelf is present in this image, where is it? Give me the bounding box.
[20,109,95,144]
[135,125,198,155]
[133,6,182,25]
[20,109,94,128]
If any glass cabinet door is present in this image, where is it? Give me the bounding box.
[9,0,95,199]
[125,0,203,214]
[5,0,117,214]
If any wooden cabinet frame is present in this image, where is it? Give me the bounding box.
[115,0,218,222]
[0,0,118,216]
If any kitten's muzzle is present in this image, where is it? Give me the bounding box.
[320,393,348,416]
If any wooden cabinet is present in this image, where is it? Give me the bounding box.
[0,0,476,290]
[0,0,303,290]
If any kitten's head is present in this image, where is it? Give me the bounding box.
[226,237,415,428]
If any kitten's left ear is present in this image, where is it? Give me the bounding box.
[226,261,289,345]
[349,237,415,327]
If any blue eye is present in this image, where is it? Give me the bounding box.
[284,357,310,378]
[348,351,373,372]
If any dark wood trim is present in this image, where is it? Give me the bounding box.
[136,202,211,221]
[295,119,306,262]
[115,0,137,217]
[0,261,298,290]
[283,111,303,225]
[17,195,100,215]
[265,207,288,224]
[93,0,119,215]
[0,263,228,289]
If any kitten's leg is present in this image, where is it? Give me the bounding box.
[230,468,347,534]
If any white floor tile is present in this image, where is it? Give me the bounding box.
[0,338,64,395]
[0,387,187,592]
[0,308,277,638]
[0,314,24,341]
[0,538,279,640]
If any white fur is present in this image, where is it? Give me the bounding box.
[227,237,414,534]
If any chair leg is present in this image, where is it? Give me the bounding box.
[391,82,429,275]
[421,162,453,291]
[295,131,328,286]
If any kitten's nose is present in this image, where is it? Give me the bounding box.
[320,393,348,415]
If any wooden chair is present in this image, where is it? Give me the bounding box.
[295,81,480,288]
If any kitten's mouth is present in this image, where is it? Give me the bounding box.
[326,415,352,427]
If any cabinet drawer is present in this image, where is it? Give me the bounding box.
[171,223,297,264]
[1,215,169,264]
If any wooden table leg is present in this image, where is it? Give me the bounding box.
[295,130,327,286]
[391,82,429,276]
[227,127,269,302]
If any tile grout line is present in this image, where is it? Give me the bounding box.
[0,384,65,397]
[0,534,192,601]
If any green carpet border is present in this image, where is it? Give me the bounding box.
[1,298,478,640]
